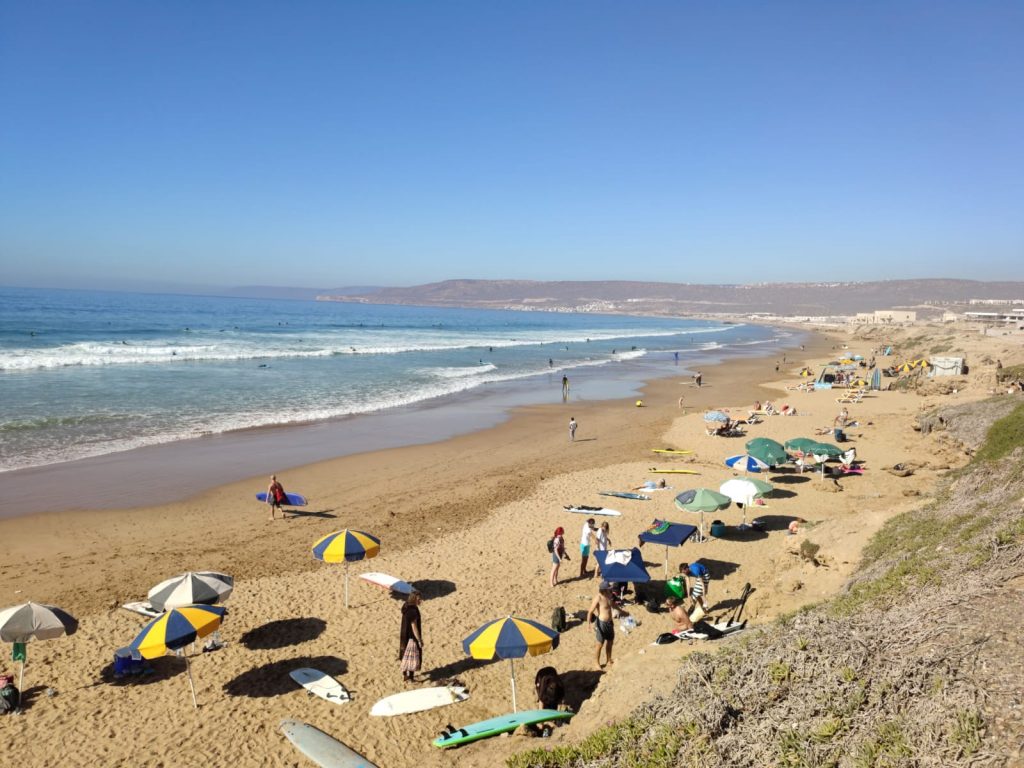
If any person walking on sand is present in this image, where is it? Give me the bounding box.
[579,517,595,578]
[592,521,611,580]
[399,590,424,683]
[562,375,570,400]
[694,371,703,387]
[587,581,616,669]
[569,417,577,441]
[550,527,568,587]
[266,475,288,520]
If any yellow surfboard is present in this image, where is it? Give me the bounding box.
[651,449,693,455]
[648,468,700,474]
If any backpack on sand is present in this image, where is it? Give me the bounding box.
[551,606,567,633]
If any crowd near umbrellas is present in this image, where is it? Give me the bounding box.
[594,547,653,584]
[675,489,731,541]
[128,604,226,708]
[703,410,730,423]
[312,529,381,608]
[0,601,78,694]
[638,521,698,576]
[148,571,234,612]
[745,437,788,467]
[724,453,769,474]
[462,616,559,712]
[719,478,774,527]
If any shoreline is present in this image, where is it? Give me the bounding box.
[0,326,803,518]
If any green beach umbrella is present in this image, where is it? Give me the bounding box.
[745,437,788,466]
[784,437,819,454]
[810,442,844,458]
[675,489,731,541]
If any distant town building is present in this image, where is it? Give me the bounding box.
[965,310,1024,328]
[853,310,917,324]
[967,298,1024,305]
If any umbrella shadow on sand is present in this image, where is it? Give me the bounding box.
[239,617,327,650]
[223,655,348,699]
[693,558,741,579]
[769,474,812,485]
[411,579,457,600]
[425,657,487,682]
[748,514,802,532]
[96,654,185,690]
[283,508,338,519]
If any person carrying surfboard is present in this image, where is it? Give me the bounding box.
[267,475,288,520]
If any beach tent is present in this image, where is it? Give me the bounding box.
[593,548,651,584]
[638,520,698,576]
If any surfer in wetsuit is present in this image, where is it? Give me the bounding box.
[267,475,288,520]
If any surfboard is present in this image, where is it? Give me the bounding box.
[121,601,162,619]
[653,620,748,644]
[598,491,650,500]
[370,686,468,717]
[563,505,622,517]
[647,468,700,475]
[433,709,574,748]
[256,491,308,506]
[290,668,351,705]
[651,449,693,455]
[358,572,414,595]
[280,719,377,768]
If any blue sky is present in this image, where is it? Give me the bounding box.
[1,2,1021,290]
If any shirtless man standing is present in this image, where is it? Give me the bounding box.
[587,581,616,669]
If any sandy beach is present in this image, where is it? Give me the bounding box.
[2,320,1021,767]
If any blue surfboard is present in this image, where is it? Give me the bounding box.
[256,491,308,506]
[433,709,573,748]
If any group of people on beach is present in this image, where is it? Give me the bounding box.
[549,518,612,587]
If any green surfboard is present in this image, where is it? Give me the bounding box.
[432,709,574,748]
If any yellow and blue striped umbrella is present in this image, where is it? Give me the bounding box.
[462,616,559,712]
[311,529,380,563]
[127,604,226,708]
[311,529,381,608]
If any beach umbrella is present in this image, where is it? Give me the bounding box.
[0,602,78,694]
[784,437,819,454]
[128,604,225,708]
[809,442,843,458]
[462,616,558,712]
[703,410,730,422]
[719,478,774,527]
[148,571,234,612]
[799,368,815,377]
[594,547,653,584]
[311,529,381,608]
[724,453,769,474]
[638,522,697,576]
[746,437,788,467]
[675,489,731,541]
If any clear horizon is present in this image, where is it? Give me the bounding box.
[2,2,1022,291]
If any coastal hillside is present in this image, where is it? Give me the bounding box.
[319,278,1024,317]
[510,399,1024,767]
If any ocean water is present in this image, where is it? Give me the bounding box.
[0,287,787,473]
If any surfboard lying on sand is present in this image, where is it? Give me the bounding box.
[433,709,574,748]
[564,505,622,517]
[370,686,468,717]
[651,448,694,455]
[121,601,162,619]
[290,668,351,705]
[647,468,700,474]
[598,491,650,500]
[358,572,414,595]
[256,491,308,506]
[653,620,748,644]
[281,719,377,768]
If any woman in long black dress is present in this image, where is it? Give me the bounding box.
[399,590,423,682]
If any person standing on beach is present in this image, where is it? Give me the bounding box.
[592,522,611,580]
[550,527,568,587]
[399,590,424,682]
[694,371,703,387]
[266,475,288,520]
[587,581,616,669]
[569,417,577,441]
[680,562,710,615]
[562,375,570,400]
[579,517,595,578]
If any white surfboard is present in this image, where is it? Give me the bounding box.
[290,668,351,705]
[122,601,162,618]
[563,505,622,517]
[281,719,377,768]
[358,572,414,595]
[369,686,469,717]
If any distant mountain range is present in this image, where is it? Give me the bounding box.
[317,278,1024,317]
[220,285,383,301]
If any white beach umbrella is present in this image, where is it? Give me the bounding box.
[719,478,774,527]
[0,602,78,694]
[148,571,234,612]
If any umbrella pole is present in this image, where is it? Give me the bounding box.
[663,546,669,578]
[345,562,350,609]
[185,654,198,709]
[509,658,517,713]
[19,658,24,696]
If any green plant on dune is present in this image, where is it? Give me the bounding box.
[973,402,1024,463]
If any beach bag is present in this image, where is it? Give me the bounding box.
[0,680,19,713]
[546,538,554,554]
[551,606,567,633]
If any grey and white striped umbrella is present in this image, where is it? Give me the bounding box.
[148,571,234,612]
[0,602,78,643]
